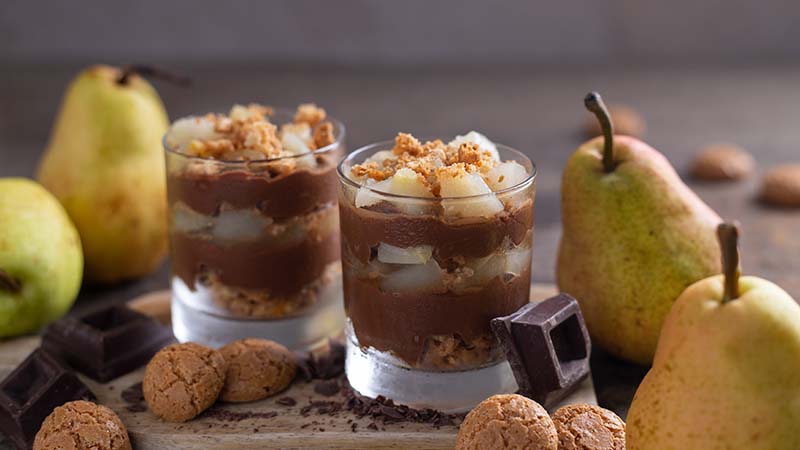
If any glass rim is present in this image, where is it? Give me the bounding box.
[337,138,537,201]
[162,107,346,164]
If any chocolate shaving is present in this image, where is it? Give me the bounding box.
[343,387,463,428]
[202,406,278,422]
[294,339,346,382]
[314,379,341,397]
[276,396,297,407]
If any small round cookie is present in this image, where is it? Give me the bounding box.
[690,143,755,181]
[585,104,646,138]
[219,338,297,402]
[456,394,558,450]
[143,342,226,422]
[552,404,626,450]
[33,400,131,450]
[760,164,800,207]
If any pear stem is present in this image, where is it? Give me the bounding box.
[584,92,616,173]
[116,65,192,87]
[0,269,21,293]
[717,222,741,303]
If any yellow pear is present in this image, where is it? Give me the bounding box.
[557,92,721,364]
[37,65,170,283]
[627,223,800,449]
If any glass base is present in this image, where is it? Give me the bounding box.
[345,331,519,413]
[171,278,345,351]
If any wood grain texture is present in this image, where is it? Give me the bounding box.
[0,285,596,450]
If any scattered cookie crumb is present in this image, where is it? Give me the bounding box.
[143,342,226,422]
[456,394,557,450]
[584,104,646,138]
[33,400,131,450]
[690,143,755,181]
[552,404,626,450]
[219,338,297,403]
[760,164,800,207]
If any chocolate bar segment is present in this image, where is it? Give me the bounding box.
[491,294,591,408]
[42,304,175,382]
[0,349,93,450]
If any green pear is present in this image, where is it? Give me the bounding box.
[627,223,800,449]
[37,65,170,283]
[557,92,721,364]
[0,178,83,337]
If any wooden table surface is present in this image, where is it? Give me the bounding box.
[1,63,798,433]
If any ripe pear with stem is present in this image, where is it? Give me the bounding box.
[557,92,722,364]
[37,65,177,283]
[627,223,800,449]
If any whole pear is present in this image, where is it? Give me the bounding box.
[0,178,83,337]
[557,93,721,365]
[37,65,169,283]
[627,223,800,449]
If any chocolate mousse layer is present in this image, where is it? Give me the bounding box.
[339,198,534,263]
[171,226,340,297]
[168,153,340,220]
[344,268,531,369]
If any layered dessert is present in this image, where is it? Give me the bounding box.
[338,132,535,372]
[164,104,345,346]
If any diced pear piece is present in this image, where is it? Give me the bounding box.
[171,203,213,233]
[380,259,445,293]
[485,161,529,191]
[166,117,220,151]
[282,132,311,155]
[213,209,273,241]
[440,171,504,218]
[365,150,397,165]
[377,243,433,265]
[504,246,531,276]
[355,168,433,213]
[449,131,500,161]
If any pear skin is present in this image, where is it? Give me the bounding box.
[557,134,721,364]
[626,275,800,449]
[0,178,83,337]
[37,65,169,283]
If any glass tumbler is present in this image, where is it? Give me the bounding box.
[338,141,536,411]
[165,110,346,350]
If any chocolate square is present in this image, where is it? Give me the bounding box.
[0,349,93,450]
[42,304,175,382]
[491,294,591,408]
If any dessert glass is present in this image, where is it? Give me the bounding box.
[338,138,536,411]
[165,109,346,350]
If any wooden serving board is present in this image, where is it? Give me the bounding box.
[0,284,596,450]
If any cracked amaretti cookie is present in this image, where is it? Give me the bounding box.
[143,342,227,422]
[456,394,558,450]
[552,404,626,450]
[219,338,297,402]
[33,400,131,450]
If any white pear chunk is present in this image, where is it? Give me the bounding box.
[281,132,311,155]
[449,131,500,160]
[380,259,445,293]
[166,117,221,151]
[355,168,433,213]
[377,243,433,265]
[485,161,529,191]
[171,203,213,233]
[439,171,504,218]
[365,150,397,165]
[504,246,531,276]
[213,209,273,241]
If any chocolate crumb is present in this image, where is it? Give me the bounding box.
[125,403,147,413]
[277,396,297,407]
[314,379,341,397]
[343,385,463,428]
[367,422,378,431]
[202,406,278,422]
[121,382,144,404]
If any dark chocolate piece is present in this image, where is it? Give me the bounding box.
[0,349,93,450]
[491,294,591,408]
[42,304,176,382]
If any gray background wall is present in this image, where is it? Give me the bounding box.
[2,0,799,66]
